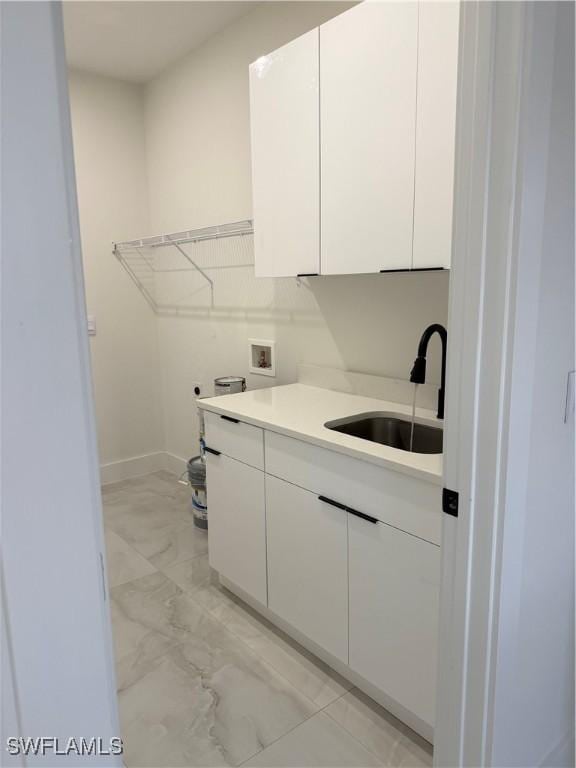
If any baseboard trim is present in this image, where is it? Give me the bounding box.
[100,452,166,485]
[100,451,188,485]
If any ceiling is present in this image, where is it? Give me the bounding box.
[63,1,259,83]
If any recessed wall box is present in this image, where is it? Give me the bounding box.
[248,339,276,377]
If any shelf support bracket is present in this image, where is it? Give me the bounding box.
[169,241,214,308]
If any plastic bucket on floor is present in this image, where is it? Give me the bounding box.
[186,456,207,530]
[191,489,207,529]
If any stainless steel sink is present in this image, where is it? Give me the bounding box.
[325,412,443,454]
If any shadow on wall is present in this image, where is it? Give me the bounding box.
[289,271,450,384]
[122,234,325,327]
[132,235,450,398]
[153,256,449,459]
[122,236,449,381]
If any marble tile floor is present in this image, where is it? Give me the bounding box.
[102,471,433,768]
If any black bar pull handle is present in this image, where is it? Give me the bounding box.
[347,507,379,525]
[221,415,239,424]
[318,495,347,512]
[379,267,445,274]
[204,446,221,456]
[319,495,379,524]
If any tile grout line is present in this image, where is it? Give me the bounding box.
[159,581,369,768]
[149,547,352,716]
[112,567,332,768]
[108,523,353,726]
[105,476,427,767]
[105,520,209,572]
[105,481,332,696]
[237,691,386,768]
[159,569,326,711]
[323,697,433,767]
[236,700,349,768]
[153,573,427,767]
[110,560,328,719]
[323,705,391,767]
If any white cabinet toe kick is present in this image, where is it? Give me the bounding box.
[203,410,441,743]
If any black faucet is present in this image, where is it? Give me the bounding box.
[410,324,447,420]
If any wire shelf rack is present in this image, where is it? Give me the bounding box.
[112,220,254,312]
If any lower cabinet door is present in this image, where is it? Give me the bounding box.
[266,475,348,663]
[206,452,267,605]
[348,515,440,728]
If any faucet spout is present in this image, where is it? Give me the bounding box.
[409,323,447,419]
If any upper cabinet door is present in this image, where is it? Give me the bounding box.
[412,2,460,269]
[320,2,418,275]
[249,30,320,278]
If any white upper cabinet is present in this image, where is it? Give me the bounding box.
[412,1,460,269]
[249,2,459,276]
[249,30,320,277]
[320,2,418,274]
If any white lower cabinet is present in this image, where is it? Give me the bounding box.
[204,415,441,736]
[265,474,349,664]
[206,452,267,605]
[348,514,440,728]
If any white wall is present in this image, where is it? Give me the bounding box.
[490,3,575,764]
[2,3,120,761]
[435,3,574,765]
[144,1,450,461]
[68,2,451,467]
[68,71,164,471]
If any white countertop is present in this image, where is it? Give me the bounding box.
[198,383,443,484]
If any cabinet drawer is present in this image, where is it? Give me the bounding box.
[204,411,264,470]
[265,431,441,545]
